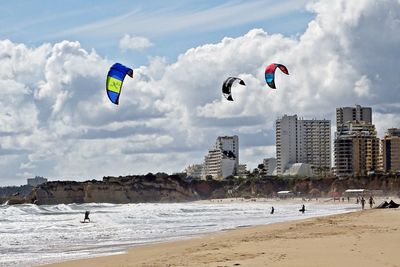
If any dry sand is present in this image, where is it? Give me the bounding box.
[41,207,400,267]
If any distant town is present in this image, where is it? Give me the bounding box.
[2,104,399,192]
[2,104,400,204]
[185,104,400,180]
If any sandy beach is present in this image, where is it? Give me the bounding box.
[41,206,400,267]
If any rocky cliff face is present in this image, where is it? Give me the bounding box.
[20,174,400,205]
[192,176,400,199]
[28,174,198,205]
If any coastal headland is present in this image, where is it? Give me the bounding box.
[2,173,400,205]
[10,173,400,205]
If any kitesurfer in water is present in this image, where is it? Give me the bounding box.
[83,211,90,222]
[299,205,305,213]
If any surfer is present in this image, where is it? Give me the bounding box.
[271,206,274,214]
[299,204,305,213]
[83,211,90,223]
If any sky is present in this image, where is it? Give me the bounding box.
[0,0,399,186]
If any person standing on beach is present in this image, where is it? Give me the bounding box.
[369,196,375,208]
[271,206,274,214]
[361,197,366,209]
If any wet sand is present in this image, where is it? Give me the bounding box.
[41,206,400,267]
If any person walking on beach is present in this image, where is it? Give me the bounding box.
[361,197,366,209]
[369,196,375,208]
[271,206,274,214]
[83,211,90,222]
[299,204,305,213]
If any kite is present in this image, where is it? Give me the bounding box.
[106,63,133,105]
[265,63,289,89]
[222,77,246,101]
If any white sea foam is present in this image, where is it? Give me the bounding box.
[0,201,359,267]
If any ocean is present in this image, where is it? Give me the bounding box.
[0,200,359,267]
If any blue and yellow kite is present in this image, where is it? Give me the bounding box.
[106,63,133,105]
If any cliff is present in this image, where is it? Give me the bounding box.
[15,174,400,205]
[27,173,198,205]
[191,176,400,199]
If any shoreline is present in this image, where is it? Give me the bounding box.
[40,207,400,267]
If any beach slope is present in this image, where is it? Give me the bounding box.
[42,209,400,267]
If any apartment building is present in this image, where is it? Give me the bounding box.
[202,136,239,180]
[334,105,379,177]
[276,115,331,175]
[335,133,379,177]
[381,128,400,173]
[336,105,372,125]
[297,119,331,173]
[263,158,277,175]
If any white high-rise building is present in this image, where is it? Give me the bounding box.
[276,115,331,175]
[202,136,239,180]
[263,158,277,175]
[298,119,331,172]
[215,135,239,168]
[276,115,298,175]
[203,149,223,179]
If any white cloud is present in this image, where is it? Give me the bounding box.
[354,75,372,97]
[119,34,154,51]
[1,0,400,185]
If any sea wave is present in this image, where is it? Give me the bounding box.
[1,201,359,267]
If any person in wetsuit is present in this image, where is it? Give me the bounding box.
[299,204,305,213]
[83,211,90,222]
